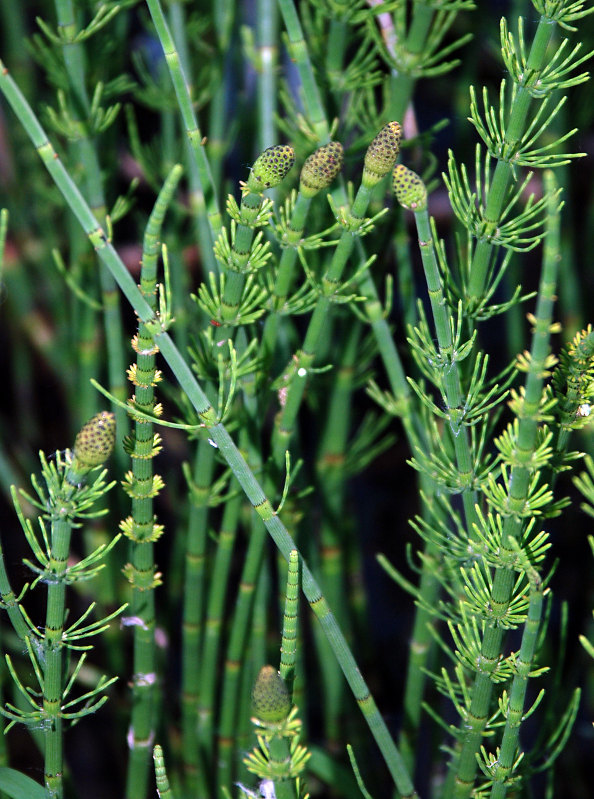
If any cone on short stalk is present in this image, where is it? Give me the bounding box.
[299,141,344,198]
[247,145,296,192]
[363,121,402,188]
[73,411,116,469]
[393,164,428,211]
[252,665,291,724]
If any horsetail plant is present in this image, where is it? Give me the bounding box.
[1,412,121,799]
[242,666,310,799]
[121,164,183,799]
[197,142,295,338]
[272,122,401,464]
[260,141,344,368]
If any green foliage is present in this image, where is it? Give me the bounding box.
[0,1,593,799]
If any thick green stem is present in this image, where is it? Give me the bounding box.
[489,574,544,799]
[275,0,330,143]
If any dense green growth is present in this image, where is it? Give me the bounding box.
[0,2,594,799]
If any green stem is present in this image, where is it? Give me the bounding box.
[412,205,479,529]
[467,15,557,305]
[124,164,182,799]
[259,192,313,367]
[207,0,234,188]
[153,745,176,799]
[145,0,222,271]
[312,321,361,742]
[449,171,562,798]
[197,489,242,757]
[489,573,544,799]
[53,0,128,443]
[217,523,267,796]
[181,439,215,797]
[257,0,278,153]
[279,550,299,700]
[43,458,93,799]
[272,184,373,464]
[275,0,331,142]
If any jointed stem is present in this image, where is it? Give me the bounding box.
[145,0,222,273]
[467,16,556,306]
[448,172,564,798]
[124,165,182,799]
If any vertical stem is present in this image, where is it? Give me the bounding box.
[489,573,544,799]
[145,0,222,273]
[467,16,557,305]
[449,172,563,798]
[313,321,361,742]
[275,0,331,142]
[279,550,299,700]
[53,0,129,443]
[197,490,242,757]
[181,440,215,797]
[43,457,97,799]
[256,0,278,153]
[124,165,182,799]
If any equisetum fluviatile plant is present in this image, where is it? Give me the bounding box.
[0,1,593,799]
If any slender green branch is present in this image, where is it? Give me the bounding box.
[181,439,216,796]
[394,166,479,529]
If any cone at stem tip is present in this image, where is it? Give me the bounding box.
[73,411,116,468]
[299,141,344,198]
[392,164,427,211]
[363,121,402,188]
[247,145,296,192]
[252,665,291,723]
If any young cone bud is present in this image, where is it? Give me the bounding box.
[252,665,291,723]
[299,141,344,198]
[392,164,427,211]
[73,411,116,467]
[363,121,402,188]
[247,145,295,192]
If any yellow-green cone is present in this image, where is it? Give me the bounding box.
[392,164,427,211]
[299,141,344,198]
[247,144,296,192]
[362,121,402,188]
[73,411,116,467]
[252,665,291,723]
